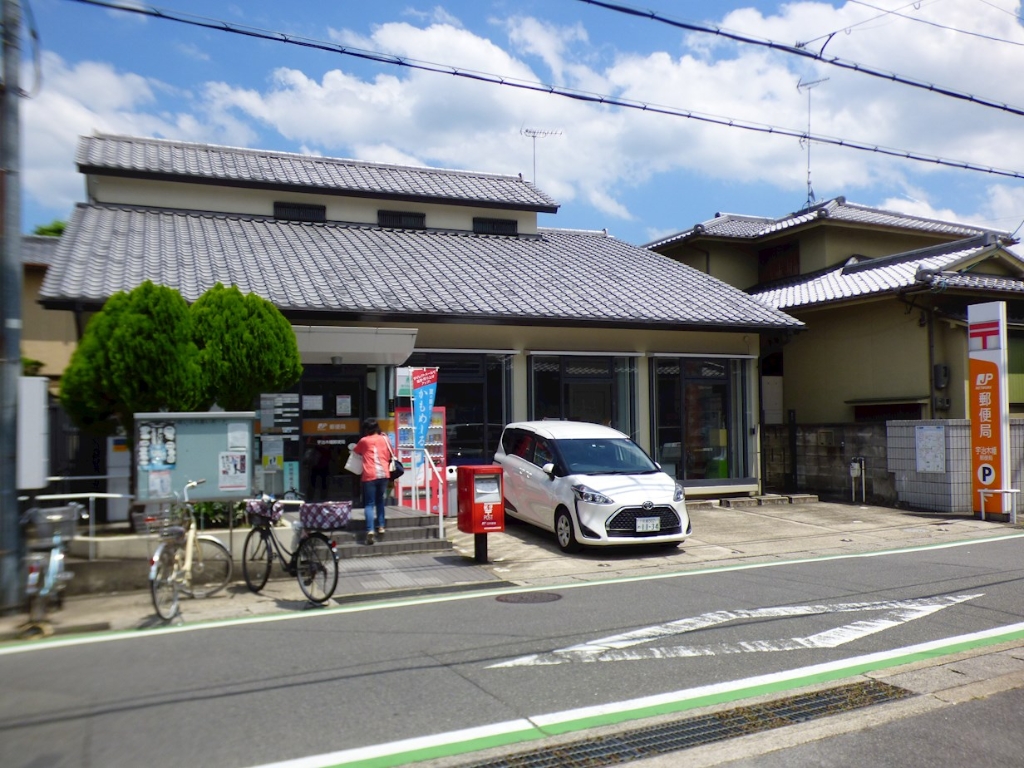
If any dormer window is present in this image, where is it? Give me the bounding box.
[378,210,426,229]
[274,202,326,223]
[473,217,518,236]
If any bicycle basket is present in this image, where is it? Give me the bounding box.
[245,498,284,524]
[299,501,352,531]
[24,505,81,549]
[132,506,188,542]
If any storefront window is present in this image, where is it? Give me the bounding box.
[652,357,750,483]
[529,355,636,436]
[405,352,513,465]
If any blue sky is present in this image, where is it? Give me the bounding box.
[16,0,1024,245]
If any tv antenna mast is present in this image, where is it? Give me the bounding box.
[521,127,562,184]
[796,77,828,208]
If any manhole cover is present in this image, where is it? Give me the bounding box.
[496,592,562,604]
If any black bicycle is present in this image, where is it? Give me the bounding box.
[241,495,342,603]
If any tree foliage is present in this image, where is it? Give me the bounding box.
[60,280,302,435]
[191,283,303,410]
[33,219,66,237]
[60,281,204,436]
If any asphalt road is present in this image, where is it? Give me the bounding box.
[3,534,1024,768]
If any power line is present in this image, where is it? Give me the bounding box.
[64,0,1024,182]
[573,0,1024,118]
[847,0,1024,48]
[799,0,942,52]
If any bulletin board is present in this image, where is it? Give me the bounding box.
[134,411,256,503]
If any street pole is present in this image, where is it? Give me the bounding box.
[1,0,23,614]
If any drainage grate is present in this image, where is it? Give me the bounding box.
[495,592,562,604]
[458,680,912,768]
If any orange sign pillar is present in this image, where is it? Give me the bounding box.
[968,302,1011,516]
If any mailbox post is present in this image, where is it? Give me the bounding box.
[457,465,504,563]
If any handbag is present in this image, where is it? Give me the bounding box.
[389,456,406,481]
[344,450,363,475]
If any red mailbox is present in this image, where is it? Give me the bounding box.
[457,465,504,534]
[457,465,504,563]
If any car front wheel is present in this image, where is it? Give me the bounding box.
[555,508,581,553]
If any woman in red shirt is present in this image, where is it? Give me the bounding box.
[352,418,393,545]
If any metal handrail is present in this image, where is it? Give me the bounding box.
[33,492,135,561]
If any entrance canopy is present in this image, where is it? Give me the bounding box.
[292,326,418,366]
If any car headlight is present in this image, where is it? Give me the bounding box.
[572,484,614,504]
[674,482,685,502]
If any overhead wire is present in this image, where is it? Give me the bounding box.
[798,0,943,52]
[573,0,1024,117]
[847,0,1024,48]
[62,0,1024,182]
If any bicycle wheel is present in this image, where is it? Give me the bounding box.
[242,528,272,593]
[296,533,338,604]
[151,545,180,621]
[186,536,233,598]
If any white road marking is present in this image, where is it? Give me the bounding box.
[490,593,983,667]
[247,620,1024,767]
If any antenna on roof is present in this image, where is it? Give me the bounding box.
[521,126,562,185]
[796,77,829,209]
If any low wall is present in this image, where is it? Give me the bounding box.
[765,419,1024,514]
[762,422,894,505]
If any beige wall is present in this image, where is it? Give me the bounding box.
[661,241,759,289]
[90,176,540,234]
[809,228,952,273]
[782,299,930,422]
[21,267,77,385]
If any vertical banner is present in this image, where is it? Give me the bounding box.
[412,368,439,451]
[968,302,1011,514]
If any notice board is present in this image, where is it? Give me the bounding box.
[134,411,256,503]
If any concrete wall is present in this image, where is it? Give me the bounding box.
[765,418,1024,514]
[763,422,894,504]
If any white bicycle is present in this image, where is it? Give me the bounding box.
[134,479,233,620]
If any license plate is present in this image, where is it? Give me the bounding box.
[636,516,660,533]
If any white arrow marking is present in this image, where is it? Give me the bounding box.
[490,593,982,667]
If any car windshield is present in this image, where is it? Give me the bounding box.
[553,437,659,475]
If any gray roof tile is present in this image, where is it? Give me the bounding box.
[78,134,559,212]
[41,204,801,331]
[646,196,1005,249]
[21,235,59,266]
[751,236,1024,310]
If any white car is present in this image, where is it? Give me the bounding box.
[494,421,691,553]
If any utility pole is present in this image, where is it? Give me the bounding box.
[1,0,23,614]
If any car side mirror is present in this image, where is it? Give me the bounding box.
[542,462,556,477]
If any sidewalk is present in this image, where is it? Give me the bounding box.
[1,500,1018,641]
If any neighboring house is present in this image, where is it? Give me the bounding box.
[37,133,802,500]
[647,197,1024,425]
[21,234,77,387]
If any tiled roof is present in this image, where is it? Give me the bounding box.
[646,196,1004,249]
[750,235,1024,310]
[21,235,59,266]
[40,203,802,331]
[77,133,560,213]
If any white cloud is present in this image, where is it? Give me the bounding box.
[176,43,210,62]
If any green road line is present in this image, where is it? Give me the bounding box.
[288,622,1024,768]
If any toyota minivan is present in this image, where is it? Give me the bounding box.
[494,421,691,553]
